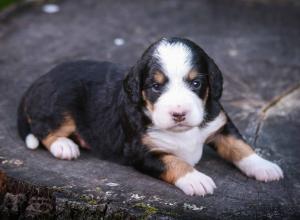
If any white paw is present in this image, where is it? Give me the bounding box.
[175,170,216,196]
[235,154,283,182]
[50,137,80,160]
[25,134,39,150]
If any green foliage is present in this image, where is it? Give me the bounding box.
[0,0,17,11]
[133,203,158,219]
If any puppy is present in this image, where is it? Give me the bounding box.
[17,37,283,196]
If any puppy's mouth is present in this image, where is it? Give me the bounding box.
[168,123,194,132]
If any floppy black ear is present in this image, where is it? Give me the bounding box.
[123,62,143,104]
[206,56,223,100]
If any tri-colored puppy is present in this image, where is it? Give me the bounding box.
[17,37,283,196]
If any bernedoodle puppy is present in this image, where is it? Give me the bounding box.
[17,37,283,196]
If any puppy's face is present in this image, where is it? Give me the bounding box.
[125,38,222,132]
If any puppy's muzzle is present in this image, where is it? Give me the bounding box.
[171,110,187,123]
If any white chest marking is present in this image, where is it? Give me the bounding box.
[147,112,226,166]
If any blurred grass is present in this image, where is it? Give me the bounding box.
[0,0,17,11]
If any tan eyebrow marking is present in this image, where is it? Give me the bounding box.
[154,71,166,84]
[187,69,199,81]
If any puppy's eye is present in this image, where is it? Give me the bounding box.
[152,83,161,92]
[191,80,201,89]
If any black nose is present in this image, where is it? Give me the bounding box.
[171,111,186,123]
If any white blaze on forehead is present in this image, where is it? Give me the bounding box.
[154,40,192,78]
[149,40,205,132]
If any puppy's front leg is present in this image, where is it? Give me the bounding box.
[161,154,216,196]
[135,151,216,196]
[208,116,283,182]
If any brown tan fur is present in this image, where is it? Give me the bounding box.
[73,132,90,149]
[187,69,198,81]
[211,134,254,162]
[0,170,7,193]
[142,134,166,153]
[187,69,210,103]
[160,154,194,184]
[42,115,76,150]
[154,71,166,84]
[142,71,166,112]
[142,91,154,112]
[142,135,193,184]
[203,87,209,103]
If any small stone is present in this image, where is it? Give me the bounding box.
[106,182,119,187]
[183,203,205,211]
[131,193,145,200]
[152,195,160,201]
[42,4,60,14]
[95,187,101,192]
[228,49,238,57]
[114,38,125,46]
[164,202,176,206]
[105,191,113,196]
[13,159,23,166]
[1,159,24,166]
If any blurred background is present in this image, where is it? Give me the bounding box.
[0,0,299,133]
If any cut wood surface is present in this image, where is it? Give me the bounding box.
[0,0,299,219]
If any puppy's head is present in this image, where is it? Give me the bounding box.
[124,37,223,132]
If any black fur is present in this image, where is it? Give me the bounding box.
[18,37,231,180]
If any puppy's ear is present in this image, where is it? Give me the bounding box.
[207,56,223,100]
[123,62,143,104]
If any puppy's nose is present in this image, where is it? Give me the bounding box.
[171,111,186,123]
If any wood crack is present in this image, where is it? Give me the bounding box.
[253,83,300,145]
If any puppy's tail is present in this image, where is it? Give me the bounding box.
[17,96,39,150]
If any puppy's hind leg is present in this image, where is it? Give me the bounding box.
[42,115,80,160]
